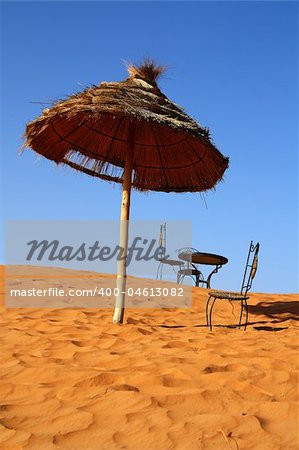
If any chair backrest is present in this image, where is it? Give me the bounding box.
[158,223,167,260]
[240,241,260,295]
[177,247,200,266]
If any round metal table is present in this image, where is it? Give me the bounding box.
[159,258,184,266]
[156,258,184,280]
[178,252,228,288]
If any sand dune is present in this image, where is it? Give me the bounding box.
[0,266,298,449]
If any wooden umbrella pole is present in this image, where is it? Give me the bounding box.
[113,126,135,324]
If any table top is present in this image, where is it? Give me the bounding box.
[159,258,183,266]
[178,252,228,266]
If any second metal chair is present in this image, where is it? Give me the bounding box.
[206,241,260,330]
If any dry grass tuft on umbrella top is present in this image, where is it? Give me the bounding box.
[126,58,166,83]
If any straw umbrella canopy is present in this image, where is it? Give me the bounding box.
[23,59,229,324]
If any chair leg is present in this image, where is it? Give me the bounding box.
[161,263,164,281]
[244,299,249,330]
[156,262,162,280]
[206,295,212,328]
[209,297,217,331]
[238,300,244,329]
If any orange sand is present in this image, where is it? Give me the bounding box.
[0,266,298,449]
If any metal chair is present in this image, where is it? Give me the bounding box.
[177,247,204,286]
[156,223,167,280]
[156,223,184,281]
[206,241,260,330]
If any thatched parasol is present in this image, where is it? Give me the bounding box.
[23,59,229,323]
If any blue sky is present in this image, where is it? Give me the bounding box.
[1,1,298,293]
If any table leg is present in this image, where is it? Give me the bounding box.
[191,263,202,287]
[206,265,222,289]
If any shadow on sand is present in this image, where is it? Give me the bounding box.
[156,301,298,332]
[248,301,299,322]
